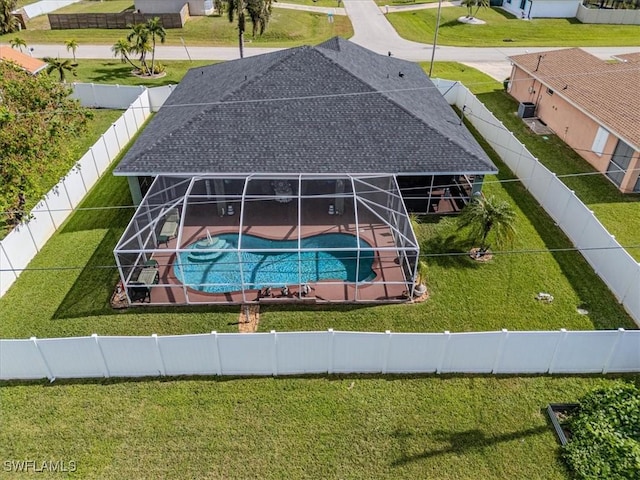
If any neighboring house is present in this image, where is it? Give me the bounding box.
[0,46,47,75]
[501,0,581,19]
[508,48,640,193]
[134,0,214,16]
[112,38,497,305]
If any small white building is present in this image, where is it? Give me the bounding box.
[135,0,214,16]
[501,0,581,19]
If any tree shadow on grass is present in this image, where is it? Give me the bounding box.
[83,65,179,87]
[391,425,549,466]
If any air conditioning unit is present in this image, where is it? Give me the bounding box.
[517,102,536,118]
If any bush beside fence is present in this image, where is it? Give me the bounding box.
[432,79,640,327]
[0,84,174,297]
[1,329,638,381]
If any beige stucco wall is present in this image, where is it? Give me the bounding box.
[508,66,640,193]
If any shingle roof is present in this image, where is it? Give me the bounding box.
[0,46,47,75]
[509,48,640,149]
[115,38,497,176]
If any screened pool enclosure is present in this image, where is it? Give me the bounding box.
[114,174,420,305]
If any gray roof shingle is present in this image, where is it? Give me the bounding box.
[115,38,497,176]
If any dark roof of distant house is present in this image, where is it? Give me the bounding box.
[0,46,47,75]
[114,37,497,176]
[509,48,640,149]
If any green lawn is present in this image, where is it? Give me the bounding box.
[375,0,438,6]
[49,0,134,14]
[387,7,640,46]
[1,61,635,338]
[73,59,217,86]
[277,0,344,8]
[1,61,638,480]
[424,63,640,263]
[1,374,638,478]
[3,9,353,47]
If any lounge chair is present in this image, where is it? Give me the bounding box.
[128,263,160,303]
[158,208,179,246]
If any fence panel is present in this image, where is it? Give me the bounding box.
[217,333,274,375]
[36,337,105,378]
[157,334,219,376]
[332,331,386,373]
[0,242,18,291]
[527,162,556,205]
[101,127,120,160]
[440,332,503,373]
[22,201,56,248]
[0,339,49,379]
[552,331,620,373]
[275,331,329,375]
[386,333,445,373]
[0,225,37,279]
[76,150,100,187]
[608,330,640,372]
[560,197,592,247]
[148,85,176,112]
[542,178,573,223]
[495,331,558,373]
[62,170,88,209]
[99,336,163,377]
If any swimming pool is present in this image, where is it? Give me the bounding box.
[174,233,376,294]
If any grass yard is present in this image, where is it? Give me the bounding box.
[48,0,134,14]
[2,9,353,47]
[375,0,438,6]
[73,59,217,86]
[424,63,640,263]
[277,0,344,7]
[387,7,640,46]
[1,374,638,478]
[0,61,636,338]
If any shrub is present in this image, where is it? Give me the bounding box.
[563,383,640,479]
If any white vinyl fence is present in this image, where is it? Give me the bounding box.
[576,4,640,25]
[18,0,82,19]
[433,79,640,327]
[1,329,638,381]
[0,84,174,297]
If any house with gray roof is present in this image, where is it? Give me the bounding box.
[113,38,497,306]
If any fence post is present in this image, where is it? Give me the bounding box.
[602,328,625,374]
[31,337,55,382]
[92,333,110,378]
[492,329,509,374]
[152,334,166,377]
[436,331,451,374]
[211,331,222,376]
[382,330,391,374]
[112,123,122,151]
[327,329,334,375]
[548,329,567,374]
[271,330,278,376]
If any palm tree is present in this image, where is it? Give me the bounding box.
[126,22,151,73]
[43,56,78,83]
[145,17,166,76]
[111,38,139,70]
[462,0,488,18]
[457,195,516,253]
[9,36,26,52]
[64,39,79,62]
[227,0,273,59]
[0,0,20,35]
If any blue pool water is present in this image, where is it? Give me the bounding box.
[174,233,376,294]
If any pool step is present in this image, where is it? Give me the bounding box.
[188,237,231,262]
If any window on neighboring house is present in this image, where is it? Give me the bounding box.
[634,173,640,193]
[546,88,554,95]
[606,139,634,187]
[591,126,609,156]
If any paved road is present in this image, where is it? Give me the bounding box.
[18,0,640,81]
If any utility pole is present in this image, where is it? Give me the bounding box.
[428,0,443,77]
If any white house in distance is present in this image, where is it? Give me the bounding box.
[501,0,581,19]
[134,0,214,16]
